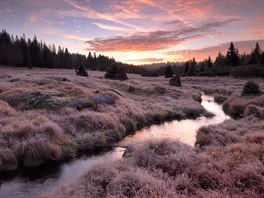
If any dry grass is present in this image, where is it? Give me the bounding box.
[0,67,207,170]
[47,132,264,197]
[44,75,264,197]
[2,67,264,197]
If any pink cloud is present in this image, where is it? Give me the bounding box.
[64,34,90,41]
[87,19,239,52]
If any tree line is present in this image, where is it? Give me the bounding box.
[0,29,141,73]
[182,42,264,77]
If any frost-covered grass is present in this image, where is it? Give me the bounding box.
[42,75,264,198]
[46,129,264,197]
[0,67,205,171]
[46,115,264,198]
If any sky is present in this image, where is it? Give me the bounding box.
[1,0,264,65]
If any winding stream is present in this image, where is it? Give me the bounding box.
[0,94,229,198]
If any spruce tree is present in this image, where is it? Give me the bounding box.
[207,56,213,69]
[226,42,240,66]
[214,52,226,66]
[29,36,43,67]
[248,42,262,65]
[43,44,54,68]
[87,52,96,70]
[254,42,261,58]
[164,64,173,78]
[188,58,197,76]
[184,62,189,74]
[0,30,12,65]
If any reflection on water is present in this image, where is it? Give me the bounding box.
[120,94,230,146]
[0,94,229,198]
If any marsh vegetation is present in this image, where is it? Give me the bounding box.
[1,67,263,197]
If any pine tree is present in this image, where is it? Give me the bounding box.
[164,64,173,78]
[43,44,53,68]
[87,52,96,70]
[64,48,72,68]
[29,36,43,67]
[254,42,261,58]
[207,56,213,69]
[214,52,226,66]
[200,64,204,72]
[57,46,64,68]
[20,36,32,68]
[0,30,12,65]
[187,58,198,76]
[93,52,97,70]
[184,62,189,74]
[226,42,240,66]
[248,42,262,65]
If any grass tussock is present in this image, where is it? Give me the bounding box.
[0,100,17,116]
[13,138,62,167]
[1,68,210,171]
[0,149,18,171]
[48,138,264,197]
[223,94,264,118]
[49,107,264,198]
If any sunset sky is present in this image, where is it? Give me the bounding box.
[1,0,264,65]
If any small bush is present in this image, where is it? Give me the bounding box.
[169,74,181,87]
[127,85,135,93]
[75,64,88,77]
[242,81,261,96]
[227,100,245,118]
[105,63,128,80]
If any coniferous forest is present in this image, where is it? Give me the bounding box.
[0,29,141,73]
[0,29,263,78]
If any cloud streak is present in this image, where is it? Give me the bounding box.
[93,23,130,32]
[64,34,90,41]
[126,58,164,63]
[87,19,240,52]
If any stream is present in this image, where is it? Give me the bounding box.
[0,94,229,198]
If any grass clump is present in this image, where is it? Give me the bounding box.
[127,85,135,93]
[242,81,261,96]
